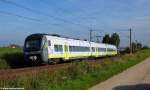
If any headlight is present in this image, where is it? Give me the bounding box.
[34,56,37,60]
[29,56,37,61]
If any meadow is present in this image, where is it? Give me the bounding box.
[0,48,150,90]
[0,48,24,69]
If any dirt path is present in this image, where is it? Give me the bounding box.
[89,57,150,90]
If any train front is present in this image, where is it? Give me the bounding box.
[24,34,44,65]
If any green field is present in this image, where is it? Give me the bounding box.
[0,48,24,69]
[0,49,150,90]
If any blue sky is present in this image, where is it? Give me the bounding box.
[0,0,150,47]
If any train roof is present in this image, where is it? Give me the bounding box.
[27,33,117,47]
[28,33,89,41]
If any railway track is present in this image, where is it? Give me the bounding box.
[0,56,121,80]
[0,63,68,80]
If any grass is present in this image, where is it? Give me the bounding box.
[0,48,24,69]
[0,49,150,90]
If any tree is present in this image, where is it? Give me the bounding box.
[137,43,142,49]
[132,42,137,52]
[102,34,110,44]
[142,45,149,49]
[124,47,130,53]
[110,33,120,48]
[102,33,120,48]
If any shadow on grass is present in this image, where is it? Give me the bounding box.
[1,52,27,68]
[114,84,150,90]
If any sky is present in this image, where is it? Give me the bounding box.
[0,0,150,47]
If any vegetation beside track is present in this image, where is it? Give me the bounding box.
[0,49,150,90]
[0,48,24,69]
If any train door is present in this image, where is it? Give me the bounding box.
[64,43,69,60]
[41,36,48,64]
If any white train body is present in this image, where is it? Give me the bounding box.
[24,34,117,64]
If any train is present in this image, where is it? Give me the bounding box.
[24,33,117,64]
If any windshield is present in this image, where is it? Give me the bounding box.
[25,39,41,51]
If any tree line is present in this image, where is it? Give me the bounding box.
[102,33,149,53]
[124,42,149,53]
[102,33,120,48]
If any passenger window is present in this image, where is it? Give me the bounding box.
[92,47,95,52]
[98,48,106,52]
[54,45,63,52]
[48,40,51,46]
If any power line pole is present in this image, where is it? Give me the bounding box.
[96,36,104,43]
[89,29,93,56]
[135,40,138,51]
[129,28,132,55]
[90,29,93,42]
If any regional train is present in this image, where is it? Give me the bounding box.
[24,33,117,64]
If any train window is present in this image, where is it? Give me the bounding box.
[92,47,95,52]
[48,40,51,46]
[54,45,63,52]
[69,46,74,52]
[107,48,116,52]
[69,46,90,52]
[98,48,106,52]
[69,46,72,51]
[25,39,41,51]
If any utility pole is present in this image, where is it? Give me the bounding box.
[96,36,100,43]
[90,29,93,42]
[129,28,132,55]
[96,36,104,43]
[135,40,138,51]
[89,29,93,56]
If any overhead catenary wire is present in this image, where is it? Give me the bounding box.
[0,0,126,40]
[0,10,63,26]
[0,0,90,29]
[38,0,107,27]
[0,10,41,22]
[38,0,95,20]
[44,1,105,32]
